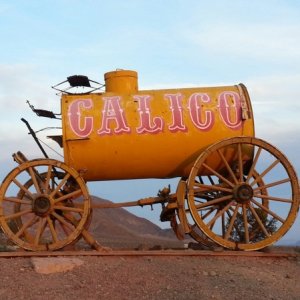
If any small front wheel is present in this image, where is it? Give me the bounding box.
[0,159,91,251]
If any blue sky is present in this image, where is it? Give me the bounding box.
[0,0,299,244]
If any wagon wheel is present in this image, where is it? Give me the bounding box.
[176,171,268,248]
[0,159,91,251]
[187,137,299,251]
[13,171,93,248]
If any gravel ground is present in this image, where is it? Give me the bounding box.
[0,254,299,300]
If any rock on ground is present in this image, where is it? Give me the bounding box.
[31,257,84,274]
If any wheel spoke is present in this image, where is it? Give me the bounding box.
[227,208,245,240]
[207,176,215,185]
[12,178,34,200]
[222,213,226,238]
[53,205,84,213]
[60,222,72,237]
[195,194,233,210]
[54,189,83,204]
[44,165,53,194]
[193,183,233,193]
[253,193,292,203]
[63,212,81,227]
[46,216,58,243]
[217,149,238,184]
[201,207,215,220]
[207,201,233,228]
[248,204,270,237]
[15,215,37,238]
[51,211,75,231]
[50,173,71,198]
[238,143,243,181]
[242,204,249,243]
[253,178,291,192]
[202,163,235,188]
[245,147,262,184]
[224,205,239,240]
[208,209,219,230]
[34,218,47,246]
[4,197,31,205]
[4,209,32,220]
[250,198,285,223]
[250,159,280,187]
[28,167,41,194]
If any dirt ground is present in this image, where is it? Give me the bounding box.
[0,251,299,300]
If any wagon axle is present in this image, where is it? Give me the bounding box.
[233,183,253,203]
[32,195,52,217]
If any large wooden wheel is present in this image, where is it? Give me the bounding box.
[0,159,91,251]
[187,137,300,251]
[175,170,268,248]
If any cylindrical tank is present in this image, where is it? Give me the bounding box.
[61,70,254,181]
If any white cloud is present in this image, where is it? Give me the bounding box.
[0,64,63,180]
[247,74,300,103]
[0,64,59,111]
[182,17,300,64]
[246,74,300,134]
[240,73,300,176]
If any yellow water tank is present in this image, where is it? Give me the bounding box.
[61,70,254,181]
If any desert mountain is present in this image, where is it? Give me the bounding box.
[87,196,186,249]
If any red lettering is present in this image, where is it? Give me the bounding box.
[68,91,244,138]
[165,93,187,133]
[97,96,131,136]
[68,99,93,137]
[188,93,214,131]
[134,95,164,134]
[218,92,242,130]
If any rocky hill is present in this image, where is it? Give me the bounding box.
[85,196,187,249]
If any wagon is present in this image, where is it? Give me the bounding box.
[0,70,299,251]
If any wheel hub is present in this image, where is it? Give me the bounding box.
[233,183,253,203]
[32,195,51,216]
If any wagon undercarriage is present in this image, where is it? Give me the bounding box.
[0,136,298,252]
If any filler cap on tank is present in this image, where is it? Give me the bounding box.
[104,69,138,94]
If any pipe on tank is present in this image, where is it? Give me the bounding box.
[104,70,138,94]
